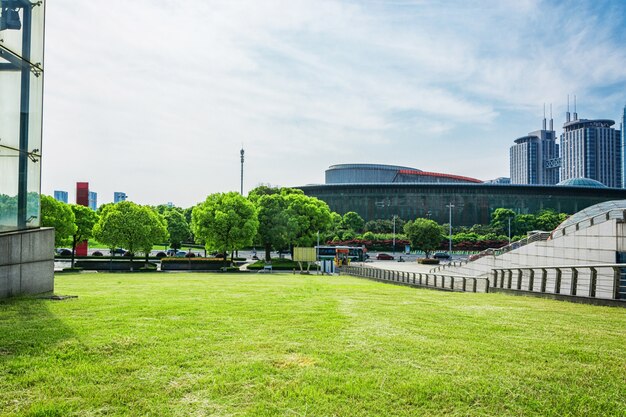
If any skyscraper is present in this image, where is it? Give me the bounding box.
[113,192,127,203]
[53,190,68,204]
[510,112,559,185]
[560,116,621,188]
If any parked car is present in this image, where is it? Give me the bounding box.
[56,248,72,256]
[110,248,126,255]
[433,252,451,260]
[376,253,394,260]
[174,251,188,258]
[166,248,178,256]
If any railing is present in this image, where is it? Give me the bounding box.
[429,232,552,273]
[341,265,489,293]
[491,264,626,301]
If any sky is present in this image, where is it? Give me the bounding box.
[41,0,626,208]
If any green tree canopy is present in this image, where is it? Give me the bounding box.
[284,194,333,247]
[163,210,191,249]
[255,193,291,261]
[93,201,168,260]
[191,192,259,262]
[341,211,365,233]
[69,204,99,266]
[404,218,443,258]
[41,195,77,247]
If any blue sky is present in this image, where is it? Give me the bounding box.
[41,0,626,206]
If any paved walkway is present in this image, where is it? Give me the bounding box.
[351,259,438,274]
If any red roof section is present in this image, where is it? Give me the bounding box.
[397,169,482,183]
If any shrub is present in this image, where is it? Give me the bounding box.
[417,258,440,265]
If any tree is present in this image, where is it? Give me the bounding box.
[490,208,516,235]
[140,208,169,262]
[69,204,99,268]
[191,192,259,263]
[40,195,77,247]
[341,211,365,233]
[163,210,191,250]
[255,193,290,261]
[535,209,568,231]
[93,201,167,262]
[404,218,443,258]
[284,193,333,247]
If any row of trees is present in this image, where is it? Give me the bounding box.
[42,189,571,263]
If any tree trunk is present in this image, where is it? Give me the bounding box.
[71,236,77,268]
[265,243,272,262]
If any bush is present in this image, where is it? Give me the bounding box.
[92,251,103,256]
[247,258,299,270]
[417,258,440,265]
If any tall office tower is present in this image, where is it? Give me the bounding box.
[560,115,622,188]
[53,190,68,204]
[88,191,97,211]
[621,105,626,188]
[510,112,560,185]
[113,192,127,203]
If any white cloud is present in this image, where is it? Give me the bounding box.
[40,0,626,206]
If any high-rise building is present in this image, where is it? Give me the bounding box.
[88,191,98,211]
[560,116,621,188]
[53,190,68,204]
[113,192,127,203]
[510,113,560,185]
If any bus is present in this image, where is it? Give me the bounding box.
[316,246,366,265]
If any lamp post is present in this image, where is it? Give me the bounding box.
[446,203,454,253]
[392,215,396,255]
[508,216,512,244]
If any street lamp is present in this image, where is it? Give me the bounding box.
[446,203,454,253]
[508,216,512,244]
[392,215,397,255]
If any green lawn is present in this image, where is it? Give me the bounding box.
[1,273,625,417]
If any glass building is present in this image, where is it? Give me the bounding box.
[509,119,559,185]
[0,0,46,232]
[298,164,626,226]
[54,190,68,204]
[560,117,621,188]
[113,191,127,203]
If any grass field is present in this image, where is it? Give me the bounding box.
[1,273,625,417]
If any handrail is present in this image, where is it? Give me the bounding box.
[340,265,490,293]
[492,263,626,300]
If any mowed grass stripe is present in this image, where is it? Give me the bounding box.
[0,273,624,417]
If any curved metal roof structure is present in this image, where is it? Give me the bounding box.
[556,178,607,188]
[552,200,626,236]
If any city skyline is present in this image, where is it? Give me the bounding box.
[41,0,626,206]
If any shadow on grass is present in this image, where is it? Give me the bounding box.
[0,297,76,358]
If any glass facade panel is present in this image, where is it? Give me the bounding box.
[0,1,45,70]
[0,0,44,232]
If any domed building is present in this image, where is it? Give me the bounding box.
[557,178,607,188]
[297,163,626,226]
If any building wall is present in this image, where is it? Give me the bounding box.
[560,119,621,188]
[53,190,68,204]
[298,183,626,225]
[0,227,54,298]
[444,220,623,300]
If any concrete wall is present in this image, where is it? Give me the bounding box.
[446,220,622,299]
[0,227,54,298]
